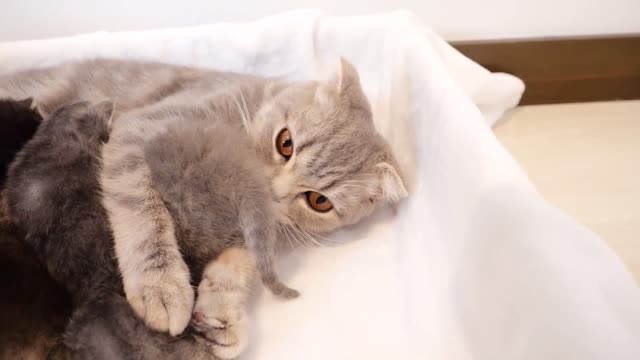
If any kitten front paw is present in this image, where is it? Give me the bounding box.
[191,308,249,360]
[125,264,194,336]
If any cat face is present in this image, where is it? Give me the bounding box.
[247,59,407,236]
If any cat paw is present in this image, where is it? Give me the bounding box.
[191,305,249,359]
[125,264,194,336]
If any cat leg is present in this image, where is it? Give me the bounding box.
[239,202,299,299]
[191,247,257,360]
[101,141,193,336]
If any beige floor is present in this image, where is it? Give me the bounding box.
[495,100,640,281]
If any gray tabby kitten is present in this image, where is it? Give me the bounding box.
[0,58,408,351]
[145,119,297,358]
[146,119,298,300]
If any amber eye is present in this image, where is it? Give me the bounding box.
[305,191,333,212]
[276,128,293,159]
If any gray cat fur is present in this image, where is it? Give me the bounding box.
[5,102,219,359]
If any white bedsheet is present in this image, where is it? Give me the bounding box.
[1,9,639,360]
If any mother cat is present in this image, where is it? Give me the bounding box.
[0,58,407,344]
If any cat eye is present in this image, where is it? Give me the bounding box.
[276,128,293,159]
[305,191,333,212]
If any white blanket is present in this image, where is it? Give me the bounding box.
[1,9,638,360]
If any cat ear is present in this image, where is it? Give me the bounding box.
[326,58,365,97]
[90,100,116,129]
[22,99,48,121]
[316,58,370,111]
[16,97,37,110]
[371,162,408,204]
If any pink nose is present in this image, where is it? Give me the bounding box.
[193,311,204,323]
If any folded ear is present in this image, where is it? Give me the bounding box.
[325,58,361,95]
[371,162,408,204]
[315,58,371,112]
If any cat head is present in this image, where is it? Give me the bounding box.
[0,97,43,125]
[42,100,114,144]
[247,59,407,235]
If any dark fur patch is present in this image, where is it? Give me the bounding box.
[0,99,71,359]
[0,194,72,360]
[0,98,42,187]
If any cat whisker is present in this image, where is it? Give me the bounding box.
[279,224,295,249]
[292,225,316,248]
[238,90,252,124]
[283,224,310,249]
[232,91,252,132]
[303,228,338,246]
[302,227,337,244]
[297,227,317,249]
[292,225,323,247]
[281,224,298,248]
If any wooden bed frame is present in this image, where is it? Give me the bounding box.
[451,35,640,105]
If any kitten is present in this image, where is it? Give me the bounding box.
[0,99,70,360]
[144,119,299,359]
[4,101,234,359]
[0,58,408,343]
[0,97,41,187]
[145,119,298,299]
[5,101,117,303]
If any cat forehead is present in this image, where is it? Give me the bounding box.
[289,99,379,151]
[277,80,371,121]
[286,102,374,144]
[295,134,385,191]
[285,93,384,181]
